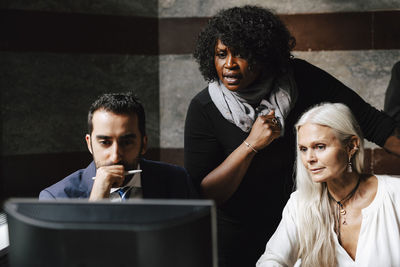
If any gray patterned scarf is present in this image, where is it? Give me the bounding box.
[209,69,297,135]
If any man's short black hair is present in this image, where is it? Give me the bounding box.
[193,5,296,81]
[88,92,146,136]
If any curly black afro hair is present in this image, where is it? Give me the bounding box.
[193,5,296,82]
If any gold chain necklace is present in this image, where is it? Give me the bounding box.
[327,178,361,243]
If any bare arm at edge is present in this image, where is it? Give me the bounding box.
[383,127,400,157]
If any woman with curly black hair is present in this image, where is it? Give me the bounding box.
[184,5,400,267]
[193,5,295,83]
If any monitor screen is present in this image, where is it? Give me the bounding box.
[4,198,217,267]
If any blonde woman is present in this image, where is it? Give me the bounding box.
[257,103,400,266]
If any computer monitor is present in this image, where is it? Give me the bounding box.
[4,198,217,267]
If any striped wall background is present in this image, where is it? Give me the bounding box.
[1,0,400,200]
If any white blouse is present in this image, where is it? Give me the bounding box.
[257,175,400,267]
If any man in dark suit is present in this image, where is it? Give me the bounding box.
[40,92,196,200]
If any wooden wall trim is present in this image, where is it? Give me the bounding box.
[0,9,159,54]
[2,9,398,55]
[159,11,400,54]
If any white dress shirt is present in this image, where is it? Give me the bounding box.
[257,175,400,267]
[110,165,142,201]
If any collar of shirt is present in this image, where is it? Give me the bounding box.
[110,164,142,194]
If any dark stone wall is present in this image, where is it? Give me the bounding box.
[0,1,159,201]
[1,53,159,155]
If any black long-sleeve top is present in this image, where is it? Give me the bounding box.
[385,61,400,121]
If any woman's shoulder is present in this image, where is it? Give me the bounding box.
[190,86,212,106]
[376,174,400,199]
[186,86,220,119]
[291,58,315,71]
[290,58,331,80]
[377,174,400,185]
[282,191,299,214]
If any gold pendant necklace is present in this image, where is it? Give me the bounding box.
[328,178,360,242]
[338,202,347,224]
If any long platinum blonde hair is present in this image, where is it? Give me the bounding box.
[295,103,364,266]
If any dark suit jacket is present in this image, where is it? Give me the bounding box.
[39,158,197,199]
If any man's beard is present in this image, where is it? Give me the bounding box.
[94,159,139,170]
